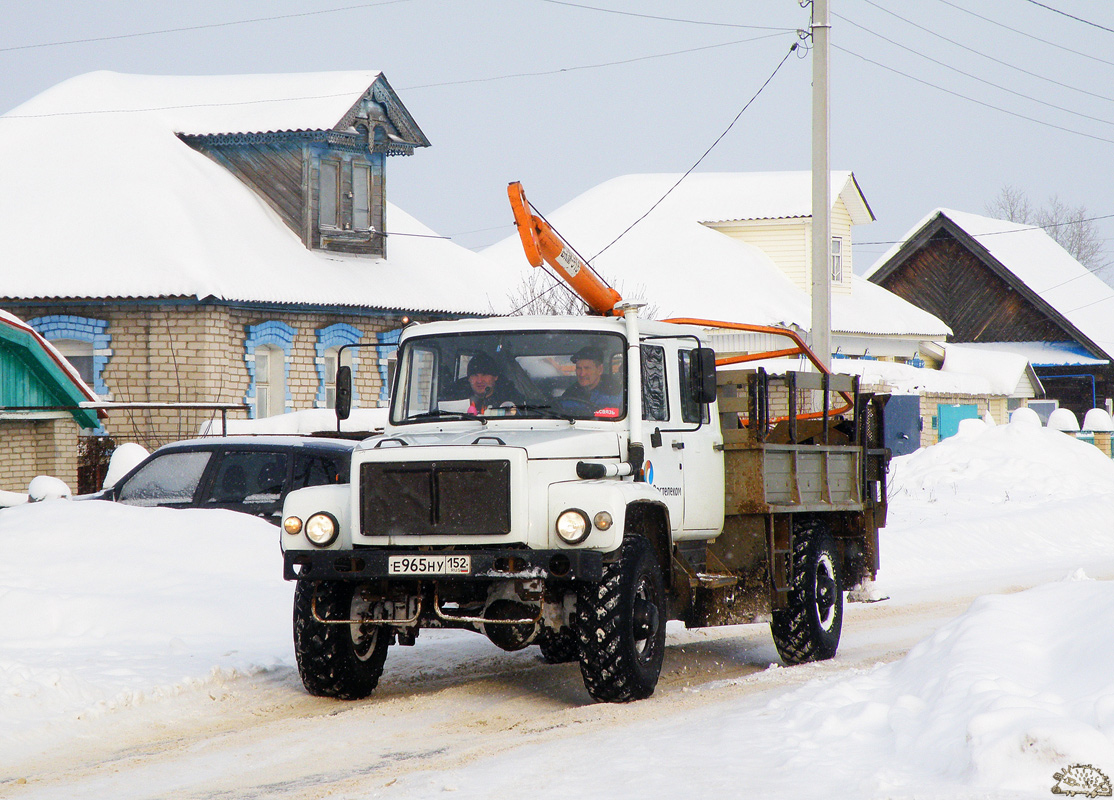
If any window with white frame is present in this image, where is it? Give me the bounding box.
[254,344,286,418]
[52,339,95,385]
[831,237,844,282]
[322,346,354,408]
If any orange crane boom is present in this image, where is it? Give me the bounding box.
[507,181,623,316]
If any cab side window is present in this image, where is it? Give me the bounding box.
[641,344,669,422]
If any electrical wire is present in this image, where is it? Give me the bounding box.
[858,0,1114,105]
[833,43,1114,145]
[2,34,791,120]
[934,0,1114,69]
[537,1,797,31]
[588,42,800,263]
[1020,0,1114,36]
[0,0,413,53]
[834,11,1114,125]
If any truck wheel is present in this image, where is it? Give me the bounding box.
[293,579,390,700]
[575,536,666,702]
[770,530,843,665]
[537,626,579,664]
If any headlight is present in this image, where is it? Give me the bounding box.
[555,508,591,544]
[283,516,303,535]
[304,512,339,547]
[593,511,613,531]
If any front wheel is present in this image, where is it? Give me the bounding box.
[293,579,390,699]
[770,529,843,665]
[575,536,667,702]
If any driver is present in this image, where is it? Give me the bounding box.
[442,352,521,415]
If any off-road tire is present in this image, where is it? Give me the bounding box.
[293,579,390,699]
[574,536,666,702]
[770,528,843,665]
[537,626,579,664]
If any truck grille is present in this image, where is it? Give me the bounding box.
[360,460,511,536]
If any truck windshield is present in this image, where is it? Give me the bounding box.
[391,330,627,424]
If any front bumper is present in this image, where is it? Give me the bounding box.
[283,547,604,582]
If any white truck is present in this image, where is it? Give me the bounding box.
[278,185,889,703]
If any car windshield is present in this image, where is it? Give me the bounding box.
[391,330,627,424]
[117,451,211,506]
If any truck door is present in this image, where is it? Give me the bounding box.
[677,347,725,533]
[640,343,684,531]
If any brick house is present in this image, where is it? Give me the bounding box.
[0,71,509,470]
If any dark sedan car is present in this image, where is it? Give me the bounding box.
[99,436,355,523]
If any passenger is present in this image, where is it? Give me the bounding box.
[557,346,621,416]
[442,352,521,415]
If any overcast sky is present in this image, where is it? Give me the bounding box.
[4,0,1112,275]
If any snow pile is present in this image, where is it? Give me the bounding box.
[0,501,291,762]
[890,416,1114,505]
[765,573,1114,794]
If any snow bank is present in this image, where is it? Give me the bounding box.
[0,501,291,763]
[763,573,1114,794]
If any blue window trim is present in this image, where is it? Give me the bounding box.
[27,315,112,397]
[245,321,296,419]
[377,328,402,405]
[315,323,363,408]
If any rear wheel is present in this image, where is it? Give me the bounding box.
[574,536,666,702]
[293,579,390,699]
[770,528,843,665]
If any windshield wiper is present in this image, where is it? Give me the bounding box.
[408,410,487,424]
[516,404,576,422]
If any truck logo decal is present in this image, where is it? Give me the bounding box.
[643,460,654,484]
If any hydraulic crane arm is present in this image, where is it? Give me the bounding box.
[508,181,623,316]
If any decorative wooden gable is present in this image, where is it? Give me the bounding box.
[178,75,429,259]
[0,317,100,429]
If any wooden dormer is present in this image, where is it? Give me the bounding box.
[178,74,429,259]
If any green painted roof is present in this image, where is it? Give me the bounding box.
[0,315,100,429]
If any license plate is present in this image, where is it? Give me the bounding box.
[388,555,471,575]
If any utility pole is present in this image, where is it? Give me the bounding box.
[811,0,832,370]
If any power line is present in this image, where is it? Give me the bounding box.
[835,11,1114,126]
[0,0,413,53]
[589,42,800,262]
[1021,0,1114,35]
[857,212,1114,246]
[537,1,796,32]
[833,43,1114,145]
[934,0,1114,69]
[400,32,791,90]
[858,0,1114,105]
[3,34,789,121]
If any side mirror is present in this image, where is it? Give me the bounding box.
[691,347,717,405]
[335,365,352,421]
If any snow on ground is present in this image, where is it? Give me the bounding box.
[2,416,1114,796]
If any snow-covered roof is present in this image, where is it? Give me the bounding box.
[866,208,1114,361]
[484,174,947,337]
[948,341,1109,367]
[940,343,1041,396]
[7,70,425,141]
[0,71,509,315]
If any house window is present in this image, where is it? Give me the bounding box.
[245,321,296,419]
[319,160,340,229]
[316,323,363,409]
[831,237,843,282]
[27,315,112,397]
[254,345,285,419]
[52,339,94,385]
[353,163,371,231]
[321,347,354,408]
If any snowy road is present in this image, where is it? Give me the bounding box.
[8,591,983,800]
[4,418,1114,799]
